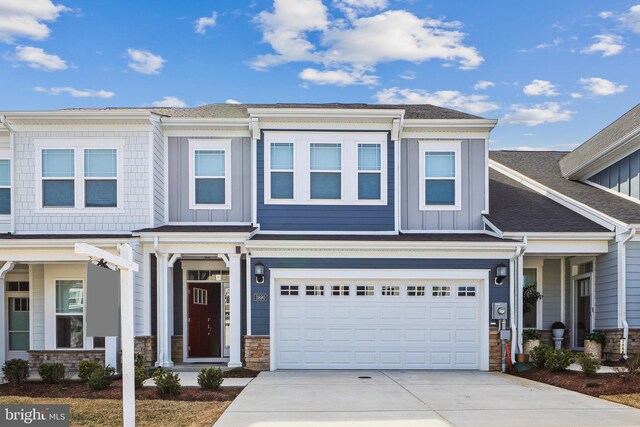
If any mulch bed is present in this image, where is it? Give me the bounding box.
[512,367,640,396]
[223,368,259,378]
[0,380,242,401]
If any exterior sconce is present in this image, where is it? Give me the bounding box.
[495,262,508,285]
[254,261,265,284]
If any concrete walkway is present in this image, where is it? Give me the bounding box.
[214,370,640,427]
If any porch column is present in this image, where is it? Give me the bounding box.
[0,262,16,370]
[228,254,242,367]
[156,254,173,367]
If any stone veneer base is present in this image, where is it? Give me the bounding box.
[243,335,270,371]
[28,350,105,374]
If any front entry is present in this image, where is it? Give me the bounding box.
[573,276,592,348]
[187,283,222,358]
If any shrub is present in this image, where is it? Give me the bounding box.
[545,349,575,372]
[78,360,102,383]
[585,381,600,388]
[583,332,605,345]
[38,363,65,384]
[529,344,552,368]
[522,329,541,342]
[577,352,601,376]
[2,359,29,385]
[615,355,640,381]
[87,365,116,391]
[135,365,149,390]
[134,352,146,368]
[197,367,224,390]
[152,369,181,396]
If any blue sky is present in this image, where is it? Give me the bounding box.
[1,0,638,150]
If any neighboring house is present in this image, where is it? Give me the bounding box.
[0,103,636,374]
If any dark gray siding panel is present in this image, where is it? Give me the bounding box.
[627,241,640,328]
[542,259,561,329]
[256,135,395,231]
[595,242,618,329]
[168,137,252,222]
[401,139,485,231]
[590,150,640,200]
[250,258,509,335]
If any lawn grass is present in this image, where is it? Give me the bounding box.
[601,394,640,409]
[0,396,231,426]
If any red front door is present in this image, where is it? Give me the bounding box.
[188,283,221,358]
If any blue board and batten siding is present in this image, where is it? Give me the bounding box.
[589,149,640,199]
[249,258,509,335]
[256,132,395,231]
[595,241,618,329]
[627,241,640,328]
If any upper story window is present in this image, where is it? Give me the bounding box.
[189,139,231,210]
[84,149,117,207]
[42,149,75,207]
[419,141,461,211]
[264,132,387,205]
[0,159,10,215]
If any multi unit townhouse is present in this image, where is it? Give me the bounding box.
[0,103,637,373]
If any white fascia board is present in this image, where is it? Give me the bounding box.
[247,108,405,120]
[248,248,517,259]
[270,268,490,281]
[502,231,615,240]
[0,239,124,252]
[136,232,253,244]
[402,118,498,128]
[245,239,521,252]
[489,160,624,232]
[139,242,242,255]
[1,110,154,119]
[160,117,250,127]
[523,239,610,254]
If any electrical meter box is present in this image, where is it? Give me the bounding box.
[492,302,508,320]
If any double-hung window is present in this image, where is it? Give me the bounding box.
[56,280,84,349]
[270,143,294,199]
[42,149,75,207]
[84,149,117,207]
[0,159,10,214]
[358,144,381,200]
[419,141,461,210]
[189,139,231,209]
[310,143,341,200]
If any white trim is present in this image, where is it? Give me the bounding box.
[483,138,489,214]
[570,271,595,350]
[248,108,405,119]
[163,133,170,224]
[560,257,566,325]
[268,268,490,371]
[419,140,462,211]
[0,157,11,219]
[394,138,400,233]
[245,253,252,336]
[163,221,253,226]
[188,139,232,210]
[251,123,258,226]
[148,126,155,227]
[584,179,640,207]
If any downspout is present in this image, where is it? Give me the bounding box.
[619,227,636,360]
[0,115,15,234]
[510,238,527,362]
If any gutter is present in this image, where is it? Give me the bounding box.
[0,115,15,234]
[509,238,527,360]
[619,227,637,359]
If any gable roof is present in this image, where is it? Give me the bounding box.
[490,150,640,226]
[559,103,640,178]
[487,169,608,233]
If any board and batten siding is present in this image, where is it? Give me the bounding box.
[249,258,508,335]
[167,137,252,223]
[626,241,640,328]
[589,149,640,199]
[595,242,618,329]
[256,136,395,232]
[401,138,486,231]
[31,264,45,350]
[542,259,562,329]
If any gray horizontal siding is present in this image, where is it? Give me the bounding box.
[542,259,561,329]
[168,137,252,223]
[256,134,395,232]
[250,258,509,335]
[627,241,640,328]
[401,139,485,231]
[590,149,640,199]
[595,242,618,329]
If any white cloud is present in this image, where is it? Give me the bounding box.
[599,11,614,19]
[150,96,187,108]
[12,45,67,71]
[578,77,627,96]
[299,67,378,85]
[502,102,574,126]
[0,0,69,43]
[399,70,416,80]
[517,37,563,53]
[522,79,558,96]
[620,4,640,33]
[195,12,218,34]
[34,86,114,98]
[127,48,166,75]
[581,34,624,57]
[570,92,583,99]
[474,80,495,90]
[225,99,241,104]
[334,0,387,20]
[374,87,498,115]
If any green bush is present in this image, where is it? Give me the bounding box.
[197,367,224,390]
[583,332,605,345]
[38,363,65,384]
[577,352,601,376]
[135,365,149,389]
[529,344,552,368]
[152,369,181,396]
[522,329,541,342]
[585,381,600,388]
[545,349,575,372]
[134,352,146,368]
[2,359,30,385]
[615,355,640,381]
[86,365,116,391]
[78,360,102,383]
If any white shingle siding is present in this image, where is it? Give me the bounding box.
[13,130,151,233]
[151,120,165,226]
[132,239,145,335]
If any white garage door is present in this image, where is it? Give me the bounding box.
[274,280,485,370]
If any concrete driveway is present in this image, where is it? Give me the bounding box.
[214,370,640,427]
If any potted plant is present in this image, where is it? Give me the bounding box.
[583,331,605,360]
[551,322,565,339]
[523,284,542,315]
[523,329,541,354]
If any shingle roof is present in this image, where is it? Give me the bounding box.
[249,233,513,242]
[559,104,640,178]
[490,150,640,225]
[134,225,256,233]
[487,169,608,233]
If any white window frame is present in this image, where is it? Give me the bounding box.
[0,158,10,216]
[357,143,383,201]
[419,140,462,211]
[188,139,232,210]
[309,142,343,201]
[34,139,124,213]
[54,278,85,350]
[263,132,387,205]
[83,148,119,209]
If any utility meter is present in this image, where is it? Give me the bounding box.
[492,302,508,320]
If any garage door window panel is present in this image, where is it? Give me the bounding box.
[305,285,324,296]
[458,286,476,297]
[331,285,350,296]
[407,286,426,296]
[280,285,299,296]
[382,285,400,296]
[432,286,451,297]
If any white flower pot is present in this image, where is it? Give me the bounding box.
[552,329,564,339]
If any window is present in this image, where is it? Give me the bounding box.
[8,297,29,351]
[381,285,400,296]
[419,141,461,210]
[6,281,29,292]
[42,149,75,207]
[358,144,381,200]
[189,140,231,209]
[280,285,299,296]
[331,285,350,296]
[306,285,324,296]
[270,143,294,199]
[458,286,476,297]
[356,285,375,296]
[193,287,208,305]
[310,143,341,199]
[0,159,10,215]
[523,268,538,328]
[187,270,229,281]
[56,280,84,348]
[84,149,117,207]
[407,286,426,296]
[432,286,451,297]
